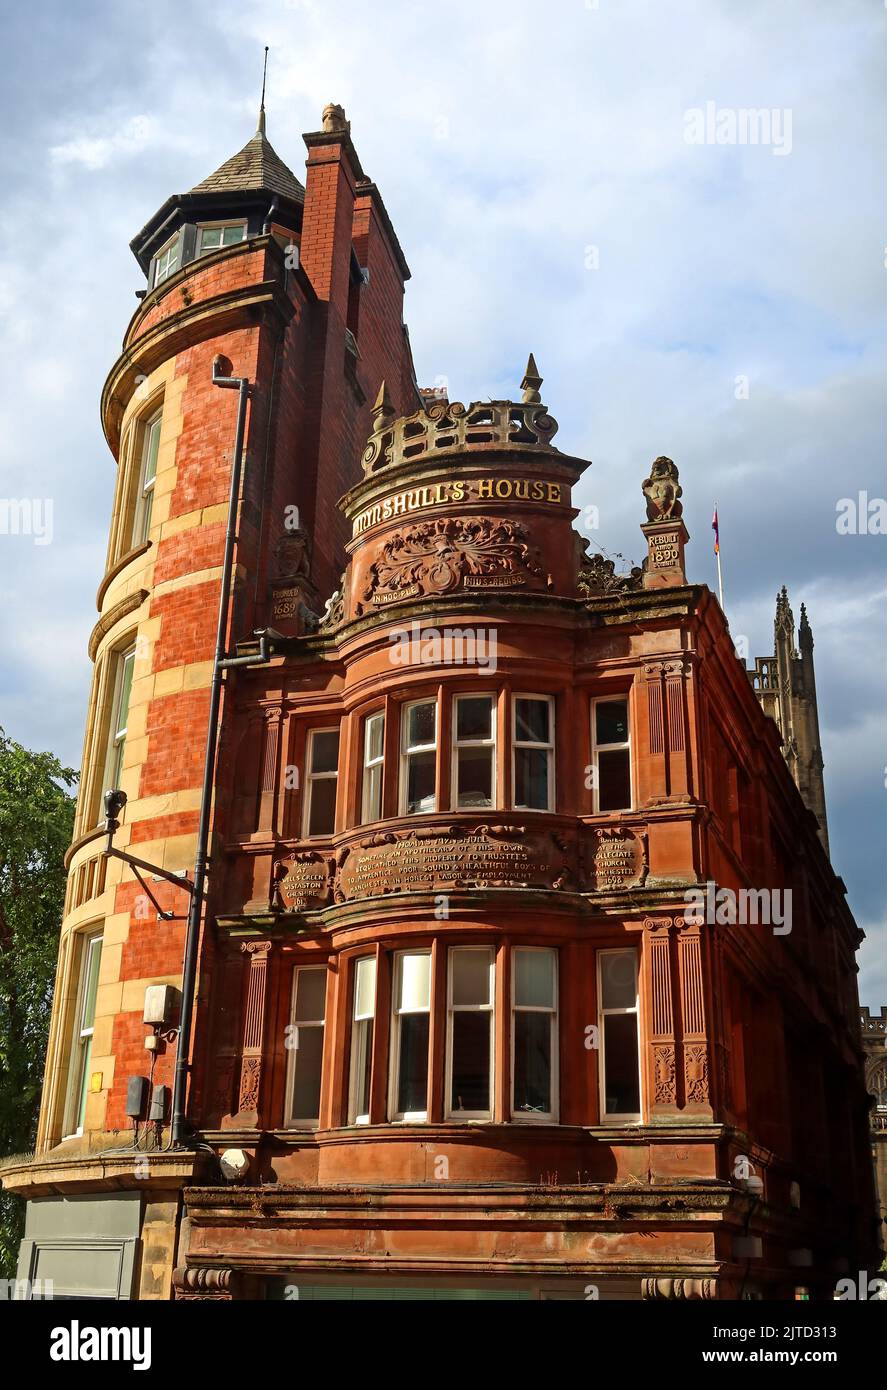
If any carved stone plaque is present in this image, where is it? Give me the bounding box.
[591,828,646,891]
[275,855,332,912]
[336,826,573,901]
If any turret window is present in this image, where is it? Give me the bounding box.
[153,234,181,286]
[400,700,437,815]
[133,411,161,546]
[303,728,340,838]
[511,948,558,1121]
[452,695,495,810]
[512,695,554,811]
[63,931,103,1138]
[390,951,432,1121]
[590,697,632,812]
[103,645,135,796]
[348,956,376,1124]
[361,712,385,823]
[446,947,495,1119]
[197,221,247,255]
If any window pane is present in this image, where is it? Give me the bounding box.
[362,761,382,822]
[291,1026,324,1121]
[76,1037,93,1131]
[222,224,245,245]
[515,698,550,744]
[310,730,339,774]
[354,957,376,1019]
[595,699,629,746]
[603,1014,640,1115]
[513,1012,551,1114]
[116,651,135,739]
[600,951,636,1010]
[514,949,554,1009]
[143,417,161,486]
[81,938,103,1030]
[199,228,222,251]
[397,1013,429,1114]
[351,1017,373,1120]
[457,696,492,741]
[452,949,492,1007]
[450,1012,491,1113]
[407,701,435,747]
[294,969,326,1022]
[398,953,431,1011]
[598,749,631,812]
[406,750,436,813]
[514,747,549,809]
[307,778,336,836]
[366,712,384,762]
[457,745,493,808]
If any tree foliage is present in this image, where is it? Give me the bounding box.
[0,728,76,1277]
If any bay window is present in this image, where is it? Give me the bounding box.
[512,695,554,810]
[598,949,641,1121]
[400,700,437,814]
[348,956,376,1124]
[197,221,246,255]
[390,951,431,1120]
[446,947,494,1118]
[511,947,558,1120]
[452,694,495,809]
[303,728,339,837]
[361,711,384,823]
[286,966,327,1127]
[591,697,632,812]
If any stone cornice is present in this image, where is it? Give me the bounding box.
[88,588,149,661]
[96,540,151,609]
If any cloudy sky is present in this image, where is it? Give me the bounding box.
[0,0,884,1003]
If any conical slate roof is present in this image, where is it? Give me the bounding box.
[190,122,304,204]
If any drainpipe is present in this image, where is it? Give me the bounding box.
[170,356,251,1148]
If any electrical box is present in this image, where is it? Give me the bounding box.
[143,984,177,1026]
[149,1084,169,1123]
[125,1075,149,1119]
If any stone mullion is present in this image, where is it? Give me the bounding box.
[664,660,690,797]
[678,924,712,1117]
[640,662,667,801]
[234,940,273,1126]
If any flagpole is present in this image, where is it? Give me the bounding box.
[713,501,725,612]
[716,544,725,612]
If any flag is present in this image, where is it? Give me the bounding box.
[712,505,719,555]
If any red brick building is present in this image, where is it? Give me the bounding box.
[2,104,878,1302]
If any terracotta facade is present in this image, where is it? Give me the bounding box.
[3,107,879,1302]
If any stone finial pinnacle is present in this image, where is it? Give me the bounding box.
[372,379,395,425]
[520,353,543,404]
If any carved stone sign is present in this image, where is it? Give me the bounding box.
[591,828,647,892]
[275,855,332,912]
[352,475,564,537]
[336,825,573,900]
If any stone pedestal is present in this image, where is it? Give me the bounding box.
[641,517,689,588]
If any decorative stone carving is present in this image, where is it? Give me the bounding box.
[652,1045,677,1105]
[642,1277,716,1300]
[274,853,334,912]
[361,397,559,476]
[684,1043,710,1105]
[322,102,350,133]
[318,572,346,630]
[642,455,683,521]
[173,1266,235,1301]
[590,827,648,891]
[577,551,644,598]
[360,516,548,609]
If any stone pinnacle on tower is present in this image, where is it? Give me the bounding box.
[521,353,543,404]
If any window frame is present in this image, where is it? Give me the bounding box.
[388,949,432,1122]
[510,945,559,1124]
[152,233,181,287]
[132,409,162,547]
[590,694,633,814]
[450,693,497,812]
[284,965,327,1129]
[445,945,495,1121]
[103,644,136,797]
[348,955,377,1125]
[360,710,385,824]
[399,698,438,816]
[62,930,104,1140]
[511,693,555,812]
[597,947,642,1124]
[196,220,247,256]
[302,726,340,839]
